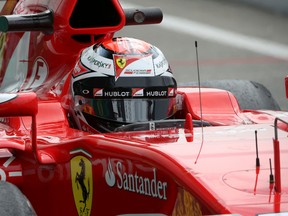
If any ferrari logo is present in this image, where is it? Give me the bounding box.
[71,156,93,216]
[116,57,126,69]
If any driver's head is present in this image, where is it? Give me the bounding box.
[70,37,178,133]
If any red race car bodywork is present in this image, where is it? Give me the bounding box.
[0,0,287,215]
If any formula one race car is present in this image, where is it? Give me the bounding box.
[0,0,287,216]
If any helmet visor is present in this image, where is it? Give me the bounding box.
[79,97,177,124]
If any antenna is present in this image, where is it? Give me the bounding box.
[255,130,260,167]
[194,41,204,164]
[269,158,274,184]
[269,158,274,202]
[253,130,260,194]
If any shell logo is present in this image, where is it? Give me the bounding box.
[71,156,93,216]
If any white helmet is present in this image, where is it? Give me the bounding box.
[69,37,177,133]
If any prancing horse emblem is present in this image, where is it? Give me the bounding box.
[71,156,93,216]
[116,57,126,69]
[75,159,89,209]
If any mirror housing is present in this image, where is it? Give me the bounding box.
[0,92,38,117]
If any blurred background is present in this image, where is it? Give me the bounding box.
[117,0,288,110]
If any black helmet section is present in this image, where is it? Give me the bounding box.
[72,76,176,98]
[73,76,177,132]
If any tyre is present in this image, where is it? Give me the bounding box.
[179,80,281,111]
[0,181,36,216]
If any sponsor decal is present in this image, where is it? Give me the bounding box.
[103,90,130,97]
[73,60,89,77]
[87,56,111,69]
[26,56,48,90]
[82,90,89,95]
[172,188,202,216]
[113,54,153,81]
[71,156,93,216]
[143,87,175,98]
[92,87,175,98]
[93,88,131,98]
[132,88,144,97]
[124,69,152,75]
[105,159,168,200]
[105,159,115,187]
[168,88,175,97]
[155,58,168,69]
[145,90,167,97]
[114,54,140,80]
[80,49,114,75]
[93,88,103,97]
[116,57,126,69]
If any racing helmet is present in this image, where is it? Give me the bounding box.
[70,37,178,133]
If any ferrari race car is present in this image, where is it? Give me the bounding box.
[0,0,287,215]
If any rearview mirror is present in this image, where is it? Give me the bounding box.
[0,92,38,117]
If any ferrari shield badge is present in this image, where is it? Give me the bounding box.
[116,57,126,69]
[71,156,93,216]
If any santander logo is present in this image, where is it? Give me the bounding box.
[105,159,168,200]
[105,160,116,187]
